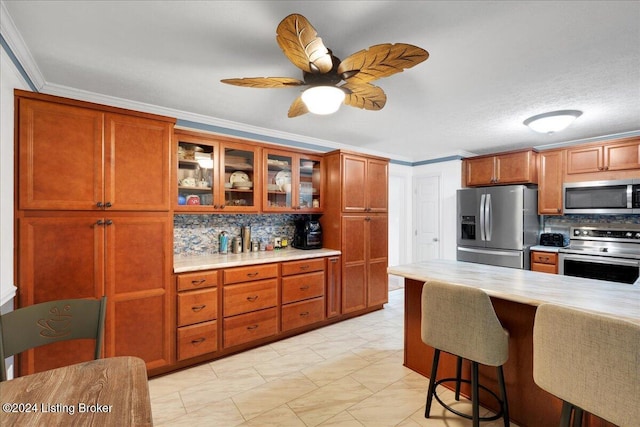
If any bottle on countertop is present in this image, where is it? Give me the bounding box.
[219,231,228,254]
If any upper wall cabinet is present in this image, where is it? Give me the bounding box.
[263,149,323,213]
[463,150,538,187]
[175,130,260,213]
[537,149,565,215]
[17,94,174,211]
[341,154,388,213]
[566,138,640,177]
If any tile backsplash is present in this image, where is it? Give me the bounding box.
[174,214,315,256]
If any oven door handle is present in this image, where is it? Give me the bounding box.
[560,253,640,267]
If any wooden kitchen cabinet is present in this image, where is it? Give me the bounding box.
[281,259,325,332]
[321,150,389,317]
[531,251,558,274]
[174,129,261,212]
[326,256,342,318]
[538,149,565,215]
[464,149,538,187]
[341,153,388,212]
[17,94,172,211]
[17,212,173,374]
[263,149,323,212]
[566,137,640,177]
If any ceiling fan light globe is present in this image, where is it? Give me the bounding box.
[523,110,582,134]
[301,86,345,115]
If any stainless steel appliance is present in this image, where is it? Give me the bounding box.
[563,179,640,214]
[292,219,322,250]
[558,225,640,285]
[457,185,539,269]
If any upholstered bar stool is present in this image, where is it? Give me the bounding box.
[533,304,640,427]
[421,280,510,427]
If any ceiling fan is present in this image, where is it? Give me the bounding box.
[221,13,429,117]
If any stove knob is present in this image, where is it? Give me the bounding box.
[582,230,589,236]
[636,232,640,239]
[574,230,581,236]
[626,232,633,238]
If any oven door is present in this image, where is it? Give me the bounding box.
[559,253,640,284]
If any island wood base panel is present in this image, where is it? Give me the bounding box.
[403,278,615,427]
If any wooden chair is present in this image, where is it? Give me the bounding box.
[533,303,640,427]
[0,296,107,381]
[421,280,510,427]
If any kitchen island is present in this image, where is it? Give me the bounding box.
[388,259,638,427]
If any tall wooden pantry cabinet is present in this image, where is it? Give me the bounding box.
[320,150,389,315]
[14,90,175,375]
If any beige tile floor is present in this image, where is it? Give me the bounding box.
[149,288,516,426]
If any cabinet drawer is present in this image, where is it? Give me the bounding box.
[177,320,218,361]
[531,251,558,265]
[282,271,325,304]
[224,263,278,284]
[281,258,325,276]
[177,271,218,291]
[532,262,558,274]
[223,307,278,348]
[177,288,218,327]
[281,297,325,332]
[223,279,278,317]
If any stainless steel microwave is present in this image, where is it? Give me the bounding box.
[563,179,640,214]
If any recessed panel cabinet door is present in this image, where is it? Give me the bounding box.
[105,215,172,370]
[367,215,388,306]
[18,99,104,210]
[105,114,171,211]
[17,214,106,375]
[342,216,367,313]
[366,159,389,212]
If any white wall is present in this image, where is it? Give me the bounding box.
[412,159,462,261]
[388,163,413,265]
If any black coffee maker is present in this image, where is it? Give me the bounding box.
[293,218,322,249]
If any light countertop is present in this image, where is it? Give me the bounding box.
[388,259,640,324]
[529,245,565,253]
[175,248,341,273]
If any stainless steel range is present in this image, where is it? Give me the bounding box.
[558,225,640,285]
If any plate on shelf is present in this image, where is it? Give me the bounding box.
[275,171,291,188]
[230,171,250,183]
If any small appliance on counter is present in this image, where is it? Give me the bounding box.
[539,233,566,247]
[292,218,322,250]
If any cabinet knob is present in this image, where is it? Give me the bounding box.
[191,338,206,345]
[246,295,259,302]
[191,305,206,312]
[246,325,259,330]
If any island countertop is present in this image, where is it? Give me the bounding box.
[175,248,341,273]
[388,259,640,324]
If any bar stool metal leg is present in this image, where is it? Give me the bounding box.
[471,361,480,427]
[425,349,440,418]
[497,365,510,427]
[455,356,462,401]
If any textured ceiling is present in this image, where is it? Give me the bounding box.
[2,1,639,162]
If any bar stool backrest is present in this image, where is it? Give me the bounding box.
[533,303,640,427]
[421,281,508,366]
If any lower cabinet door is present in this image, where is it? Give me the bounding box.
[177,320,218,360]
[281,297,325,332]
[223,307,278,348]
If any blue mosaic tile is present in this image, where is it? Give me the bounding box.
[174,214,315,256]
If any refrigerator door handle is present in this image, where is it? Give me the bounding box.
[485,193,492,241]
[479,194,486,241]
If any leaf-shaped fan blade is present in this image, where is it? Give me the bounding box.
[221,77,305,88]
[338,43,429,84]
[276,14,333,74]
[342,83,387,111]
[288,96,309,118]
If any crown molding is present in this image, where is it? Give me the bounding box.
[0,1,45,90]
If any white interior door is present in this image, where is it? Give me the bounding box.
[414,175,441,261]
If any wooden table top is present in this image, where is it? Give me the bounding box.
[0,356,152,426]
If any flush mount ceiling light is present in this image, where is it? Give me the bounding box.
[523,110,583,134]
[301,86,346,115]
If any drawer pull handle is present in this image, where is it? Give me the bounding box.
[300,311,310,317]
[191,338,206,345]
[300,285,310,291]
[191,305,206,312]
[246,295,259,302]
[191,279,206,286]
[247,272,259,278]
[247,324,259,330]
[300,265,310,270]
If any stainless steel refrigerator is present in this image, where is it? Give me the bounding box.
[457,185,539,269]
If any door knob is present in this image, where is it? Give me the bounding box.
[432,237,439,242]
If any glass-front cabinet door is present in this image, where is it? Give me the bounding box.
[263,149,322,212]
[175,130,260,212]
[220,142,259,212]
[176,134,218,211]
